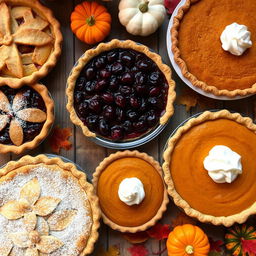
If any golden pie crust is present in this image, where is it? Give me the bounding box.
[0,83,54,154]
[171,0,256,97]
[0,154,100,256]
[0,0,62,88]
[93,150,169,233]
[163,110,256,227]
[66,39,176,138]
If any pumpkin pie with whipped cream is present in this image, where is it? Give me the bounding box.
[0,0,62,88]
[0,154,100,256]
[93,150,169,233]
[171,0,256,97]
[163,110,256,226]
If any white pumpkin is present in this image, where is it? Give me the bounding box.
[118,0,166,36]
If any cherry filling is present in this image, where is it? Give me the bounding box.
[74,48,169,141]
[0,86,46,145]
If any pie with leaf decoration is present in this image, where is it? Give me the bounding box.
[0,83,54,154]
[0,0,62,88]
[0,154,100,256]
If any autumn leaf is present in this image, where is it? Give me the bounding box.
[164,0,180,14]
[208,251,225,256]
[171,211,196,228]
[176,87,198,111]
[127,244,149,256]
[147,223,171,240]
[209,237,224,252]
[242,239,256,255]
[176,87,216,112]
[95,245,120,256]
[123,231,149,244]
[48,126,72,153]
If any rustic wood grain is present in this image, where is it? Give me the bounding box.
[0,0,253,255]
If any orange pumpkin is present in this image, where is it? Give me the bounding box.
[70,1,111,45]
[166,224,210,256]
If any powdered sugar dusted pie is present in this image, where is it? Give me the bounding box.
[0,154,100,256]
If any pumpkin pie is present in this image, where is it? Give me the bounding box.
[0,154,100,256]
[0,83,54,154]
[66,39,176,142]
[163,110,256,226]
[93,150,169,233]
[0,0,62,88]
[171,0,256,97]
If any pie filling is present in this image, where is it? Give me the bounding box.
[74,48,169,141]
[97,157,164,227]
[0,86,47,146]
[177,0,256,90]
[0,3,54,79]
[0,164,92,256]
[170,119,256,217]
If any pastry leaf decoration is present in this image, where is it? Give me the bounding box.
[0,178,77,255]
[0,3,53,78]
[0,91,47,146]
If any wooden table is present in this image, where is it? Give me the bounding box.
[3,0,255,255]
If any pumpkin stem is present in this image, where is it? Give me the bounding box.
[185,245,194,255]
[139,0,149,13]
[86,16,95,26]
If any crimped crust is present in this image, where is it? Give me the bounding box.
[66,39,176,138]
[171,0,256,97]
[0,0,63,88]
[93,150,169,233]
[0,83,54,154]
[163,110,256,227]
[0,154,101,255]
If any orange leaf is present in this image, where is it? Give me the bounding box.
[49,126,72,154]
[123,231,149,244]
[177,87,216,112]
[95,245,120,256]
[127,244,149,256]
[176,87,198,111]
[147,223,170,240]
[171,211,196,229]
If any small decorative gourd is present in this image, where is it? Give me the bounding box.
[166,224,210,256]
[70,1,111,45]
[225,224,256,256]
[118,0,166,36]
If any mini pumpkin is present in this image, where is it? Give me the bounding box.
[70,1,111,45]
[225,224,256,256]
[166,224,210,256]
[118,0,166,36]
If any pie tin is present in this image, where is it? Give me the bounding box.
[166,0,254,100]
[67,46,172,150]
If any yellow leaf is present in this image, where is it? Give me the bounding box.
[95,245,120,256]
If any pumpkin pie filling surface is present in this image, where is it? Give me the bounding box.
[177,0,256,91]
[170,119,256,217]
[97,157,164,227]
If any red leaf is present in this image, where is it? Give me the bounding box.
[49,126,72,153]
[147,223,171,240]
[209,237,224,252]
[242,239,256,255]
[164,0,180,14]
[127,244,149,256]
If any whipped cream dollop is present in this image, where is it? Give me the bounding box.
[118,177,145,206]
[203,145,242,183]
[220,22,252,56]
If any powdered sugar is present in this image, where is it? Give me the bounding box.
[0,165,93,256]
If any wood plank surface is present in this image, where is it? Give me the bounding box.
[1,0,255,255]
